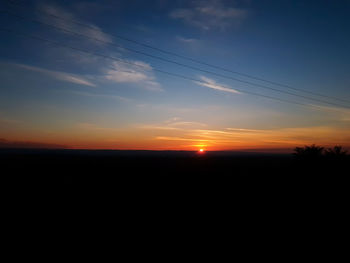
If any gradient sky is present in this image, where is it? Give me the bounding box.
[0,0,350,151]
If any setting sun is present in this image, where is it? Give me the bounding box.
[0,0,349,153]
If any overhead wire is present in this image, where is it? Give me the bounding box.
[1,9,349,109]
[4,0,350,104]
[1,26,335,110]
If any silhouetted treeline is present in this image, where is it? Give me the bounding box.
[294,144,348,161]
[0,147,348,192]
[292,144,349,179]
[2,148,348,236]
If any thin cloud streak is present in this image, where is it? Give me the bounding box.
[136,118,350,150]
[138,118,207,131]
[195,76,240,94]
[65,90,131,102]
[156,136,209,142]
[176,36,198,44]
[168,121,207,127]
[14,63,96,87]
[153,126,350,149]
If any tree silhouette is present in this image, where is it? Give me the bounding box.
[293,144,324,160]
[324,146,348,157]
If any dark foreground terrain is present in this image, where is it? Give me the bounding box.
[1,149,348,245]
[1,149,348,194]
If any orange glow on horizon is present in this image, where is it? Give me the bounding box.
[1,124,350,152]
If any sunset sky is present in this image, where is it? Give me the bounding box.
[1,0,350,151]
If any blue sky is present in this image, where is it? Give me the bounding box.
[0,0,349,150]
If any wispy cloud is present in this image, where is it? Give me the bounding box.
[39,3,112,44]
[176,36,198,44]
[226,128,267,133]
[155,136,209,142]
[168,121,207,127]
[135,114,350,150]
[195,76,240,94]
[151,125,350,150]
[65,90,131,102]
[15,63,96,87]
[139,117,207,131]
[138,125,181,131]
[104,60,162,91]
[35,3,163,92]
[170,0,248,30]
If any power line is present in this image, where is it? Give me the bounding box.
[5,0,350,104]
[1,10,350,109]
[1,26,335,110]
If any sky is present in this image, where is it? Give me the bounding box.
[0,0,350,151]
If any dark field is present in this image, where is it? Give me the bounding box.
[2,149,348,194]
[2,149,348,235]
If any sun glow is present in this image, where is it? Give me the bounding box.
[199,149,205,153]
